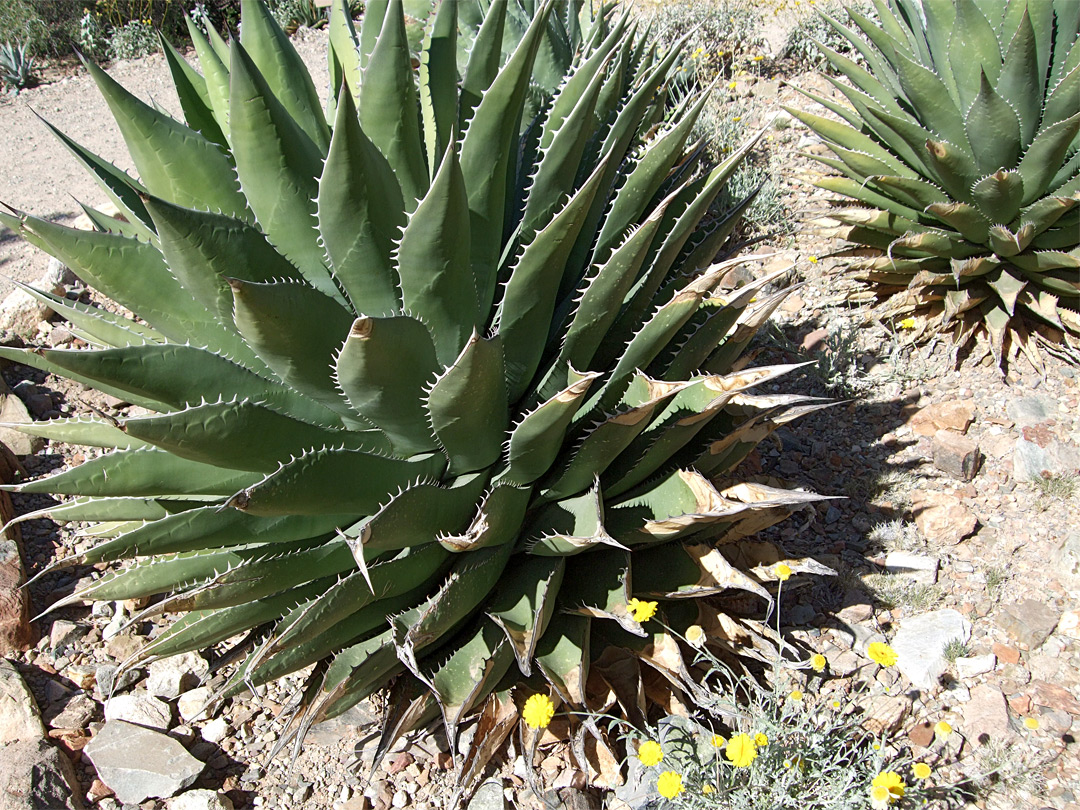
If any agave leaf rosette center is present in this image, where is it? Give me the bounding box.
[1,0,826,750]
[785,0,1080,368]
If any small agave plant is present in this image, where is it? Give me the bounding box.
[1,0,827,775]
[786,0,1080,369]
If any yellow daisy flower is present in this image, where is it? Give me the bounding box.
[754,732,768,747]
[774,563,792,581]
[627,598,658,623]
[710,733,726,749]
[934,720,953,738]
[789,689,803,702]
[656,771,684,799]
[725,733,757,767]
[912,762,932,780]
[866,642,898,667]
[637,740,663,767]
[810,653,827,672]
[522,693,555,729]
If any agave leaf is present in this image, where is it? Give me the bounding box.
[229,40,339,301]
[184,14,231,144]
[392,542,514,673]
[1043,62,1080,132]
[986,266,1028,315]
[158,36,227,149]
[503,372,600,486]
[318,88,405,317]
[426,332,508,474]
[922,138,981,203]
[228,447,446,517]
[239,0,329,151]
[1015,112,1080,206]
[995,8,1041,148]
[342,473,488,557]
[81,58,249,221]
[334,316,439,455]
[925,201,992,243]
[891,47,970,152]
[632,542,772,603]
[438,482,531,553]
[948,0,1002,109]
[971,169,1026,224]
[459,0,507,124]
[3,447,259,498]
[1,415,143,450]
[7,281,160,349]
[486,555,564,675]
[964,72,1021,176]
[360,0,428,207]
[396,142,476,365]
[327,0,361,102]
[557,549,640,635]
[534,611,590,705]
[419,0,458,173]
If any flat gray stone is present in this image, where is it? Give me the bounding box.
[891,609,971,691]
[104,693,171,730]
[84,720,203,804]
[999,599,1060,650]
[1013,432,1080,482]
[147,653,208,700]
[165,790,234,810]
[1006,396,1052,427]
[0,660,44,744]
[884,551,939,584]
[467,780,507,810]
[955,654,997,680]
[0,738,84,809]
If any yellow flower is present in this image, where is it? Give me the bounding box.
[789,689,803,702]
[912,762,932,780]
[870,784,893,810]
[753,54,764,61]
[656,771,684,799]
[899,317,916,329]
[728,81,738,89]
[725,733,758,767]
[872,771,905,801]
[755,732,768,746]
[637,740,663,767]
[831,699,841,709]
[702,784,715,794]
[774,563,792,581]
[685,624,705,646]
[934,720,953,738]
[866,642,898,667]
[872,742,881,751]
[710,733,726,749]
[522,693,555,729]
[628,598,658,623]
[808,255,819,263]
[810,653,827,672]
[1023,717,1039,730]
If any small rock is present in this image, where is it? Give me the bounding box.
[200,717,228,744]
[1006,396,1052,427]
[177,688,213,724]
[166,789,234,810]
[1029,680,1080,716]
[1013,426,1080,482]
[891,609,971,690]
[1055,532,1080,579]
[104,693,172,730]
[64,664,96,691]
[44,693,97,730]
[862,694,910,735]
[907,722,934,748]
[908,400,976,436]
[0,379,45,456]
[932,430,980,481]
[955,654,996,680]
[95,664,140,701]
[1057,609,1080,640]
[83,721,204,804]
[962,684,1011,745]
[49,620,89,654]
[0,737,85,809]
[779,293,804,313]
[0,660,45,743]
[999,599,1060,650]
[884,551,938,585]
[991,642,1021,665]
[801,328,828,354]
[0,535,33,655]
[467,780,507,810]
[147,653,209,700]
[911,491,978,545]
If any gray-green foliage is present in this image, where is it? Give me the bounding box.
[786,0,1080,369]
[0,41,35,89]
[2,0,823,758]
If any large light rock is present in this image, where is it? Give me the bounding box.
[0,738,84,809]
[0,660,44,744]
[0,379,43,458]
[166,790,234,810]
[891,609,971,691]
[147,653,208,699]
[83,721,203,804]
[0,258,74,340]
[103,693,171,730]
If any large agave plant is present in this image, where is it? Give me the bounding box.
[1,0,825,766]
[786,0,1080,368]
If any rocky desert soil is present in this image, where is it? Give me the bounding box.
[0,18,1078,810]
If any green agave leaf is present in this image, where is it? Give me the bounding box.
[557,549,639,635]
[318,87,406,318]
[184,14,232,144]
[228,447,446,517]
[459,0,507,123]
[1,415,144,451]
[396,141,477,366]
[419,0,458,173]
[239,0,329,152]
[1015,112,1080,206]
[526,482,624,557]
[972,169,1026,224]
[534,611,590,705]
[360,0,428,207]
[334,315,439,455]
[995,8,1041,148]
[229,40,340,301]
[925,202,992,243]
[158,36,227,149]
[3,447,259,498]
[426,332,508,474]
[486,555,565,675]
[890,46,970,153]
[948,0,1002,110]
[342,473,488,556]
[328,0,361,102]
[503,372,601,486]
[632,542,771,603]
[81,58,249,220]
[438,482,530,553]
[964,72,1021,176]
[1043,62,1080,132]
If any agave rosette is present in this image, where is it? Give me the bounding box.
[0,0,827,759]
[786,0,1080,367]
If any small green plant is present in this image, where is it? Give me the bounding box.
[983,566,1008,603]
[614,635,965,808]
[77,9,108,58]
[942,638,970,664]
[1030,473,1078,501]
[867,520,922,552]
[106,18,158,60]
[812,322,863,395]
[0,41,36,89]
[270,0,328,31]
[780,1,876,72]
[862,574,940,613]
